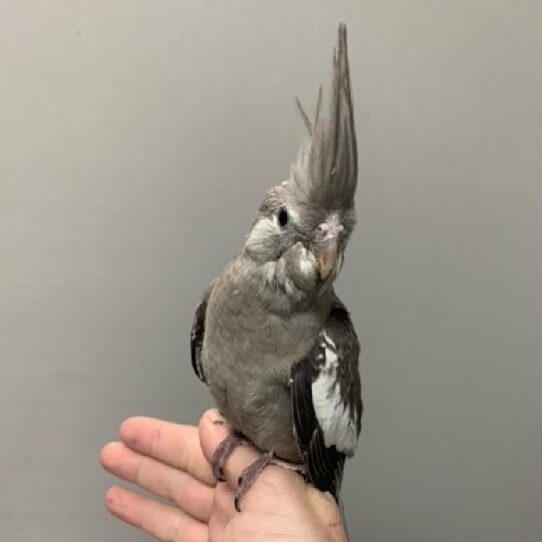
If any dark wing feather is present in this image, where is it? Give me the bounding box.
[291,298,362,501]
[190,282,215,384]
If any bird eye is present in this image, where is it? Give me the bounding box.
[277,207,289,229]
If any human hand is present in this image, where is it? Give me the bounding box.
[100,409,348,541]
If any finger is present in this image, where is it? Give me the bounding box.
[198,409,262,491]
[119,416,215,486]
[212,479,237,523]
[101,442,214,522]
[105,486,208,542]
[208,483,237,541]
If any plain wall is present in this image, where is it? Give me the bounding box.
[1,1,541,540]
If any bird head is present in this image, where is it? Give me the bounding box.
[244,24,358,302]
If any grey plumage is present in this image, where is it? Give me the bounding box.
[292,23,357,211]
[191,23,362,501]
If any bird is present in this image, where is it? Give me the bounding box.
[190,23,362,511]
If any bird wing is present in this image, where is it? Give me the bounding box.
[190,281,215,384]
[291,297,362,500]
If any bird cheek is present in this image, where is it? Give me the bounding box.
[286,243,318,288]
[297,248,319,280]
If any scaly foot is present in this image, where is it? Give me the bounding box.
[234,452,305,512]
[211,432,245,482]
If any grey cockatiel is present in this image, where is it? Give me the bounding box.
[191,24,362,509]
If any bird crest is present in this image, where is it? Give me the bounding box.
[292,23,358,211]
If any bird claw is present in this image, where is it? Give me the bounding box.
[211,433,244,482]
[234,452,305,512]
[234,452,274,512]
[213,465,225,482]
[212,434,305,512]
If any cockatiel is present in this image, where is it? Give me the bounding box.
[191,23,362,510]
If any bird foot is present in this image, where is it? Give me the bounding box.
[211,433,245,482]
[234,452,305,512]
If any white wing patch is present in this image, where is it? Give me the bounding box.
[311,332,358,455]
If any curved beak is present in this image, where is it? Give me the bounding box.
[314,238,338,280]
[313,223,343,280]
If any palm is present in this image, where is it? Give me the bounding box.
[101,410,348,542]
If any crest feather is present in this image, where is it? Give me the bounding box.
[292,23,358,210]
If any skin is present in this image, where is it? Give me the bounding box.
[100,409,349,542]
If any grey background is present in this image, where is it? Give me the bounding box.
[1,1,541,541]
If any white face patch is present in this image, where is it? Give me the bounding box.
[285,205,300,225]
[311,332,359,455]
[246,216,278,251]
[298,245,317,279]
[260,261,276,284]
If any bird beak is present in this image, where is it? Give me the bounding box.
[313,223,343,280]
[315,238,338,280]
